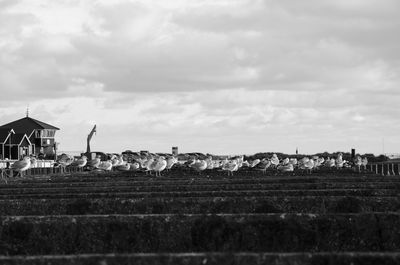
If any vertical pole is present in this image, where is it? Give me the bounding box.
[375,164,378,174]
[381,164,384,176]
[392,164,395,175]
[9,133,11,159]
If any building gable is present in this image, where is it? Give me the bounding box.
[0,129,14,144]
[18,134,32,147]
[0,116,59,135]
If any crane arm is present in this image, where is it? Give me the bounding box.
[86,125,96,154]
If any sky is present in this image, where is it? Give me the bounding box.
[0,0,399,155]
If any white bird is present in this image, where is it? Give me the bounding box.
[281,157,290,166]
[30,157,37,168]
[205,156,214,170]
[298,157,309,169]
[0,160,7,183]
[114,163,131,171]
[189,158,208,174]
[289,158,298,166]
[270,154,280,167]
[129,162,140,171]
[222,159,239,176]
[153,156,167,177]
[98,160,113,171]
[299,157,314,173]
[354,155,362,172]
[111,155,121,167]
[361,157,368,171]
[56,153,74,173]
[255,159,271,175]
[336,153,345,169]
[249,159,261,168]
[303,159,315,174]
[166,156,178,170]
[10,156,31,178]
[142,156,155,175]
[87,156,101,169]
[277,163,294,172]
[69,156,88,171]
[241,160,250,168]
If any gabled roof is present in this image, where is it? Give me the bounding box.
[13,133,32,146]
[0,129,11,144]
[0,116,59,134]
[0,130,32,145]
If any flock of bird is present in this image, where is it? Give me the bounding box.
[54,152,368,176]
[0,152,369,179]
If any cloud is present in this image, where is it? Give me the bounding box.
[0,0,399,154]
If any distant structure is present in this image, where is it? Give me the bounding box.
[296,147,298,155]
[0,115,59,159]
[351,148,356,159]
[172,146,178,156]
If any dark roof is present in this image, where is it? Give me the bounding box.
[12,133,29,145]
[0,116,59,134]
[0,129,11,143]
[0,130,31,145]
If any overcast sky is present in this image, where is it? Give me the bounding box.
[0,0,399,155]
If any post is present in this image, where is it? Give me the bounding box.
[381,164,384,176]
[8,133,11,159]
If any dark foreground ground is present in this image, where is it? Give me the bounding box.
[0,167,399,264]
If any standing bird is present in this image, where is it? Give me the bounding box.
[361,157,368,171]
[222,159,239,176]
[129,162,141,171]
[189,158,208,175]
[153,156,167,177]
[87,155,101,169]
[277,163,294,172]
[249,159,261,168]
[69,156,88,172]
[166,156,178,171]
[270,154,280,168]
[98,160,113,171]
[56,153,74,173]
[10,156,32,178]
[299,157,314,174]
[336,153,345,169]
[354,155,362,172]
[255,159,271,175]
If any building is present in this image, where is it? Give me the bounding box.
[0,116,59,159]
[172,146,178,156]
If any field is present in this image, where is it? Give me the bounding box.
[0,168,399,264]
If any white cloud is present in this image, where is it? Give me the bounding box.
[0,0,399,155]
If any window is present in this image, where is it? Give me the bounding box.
[39,130,56,138]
